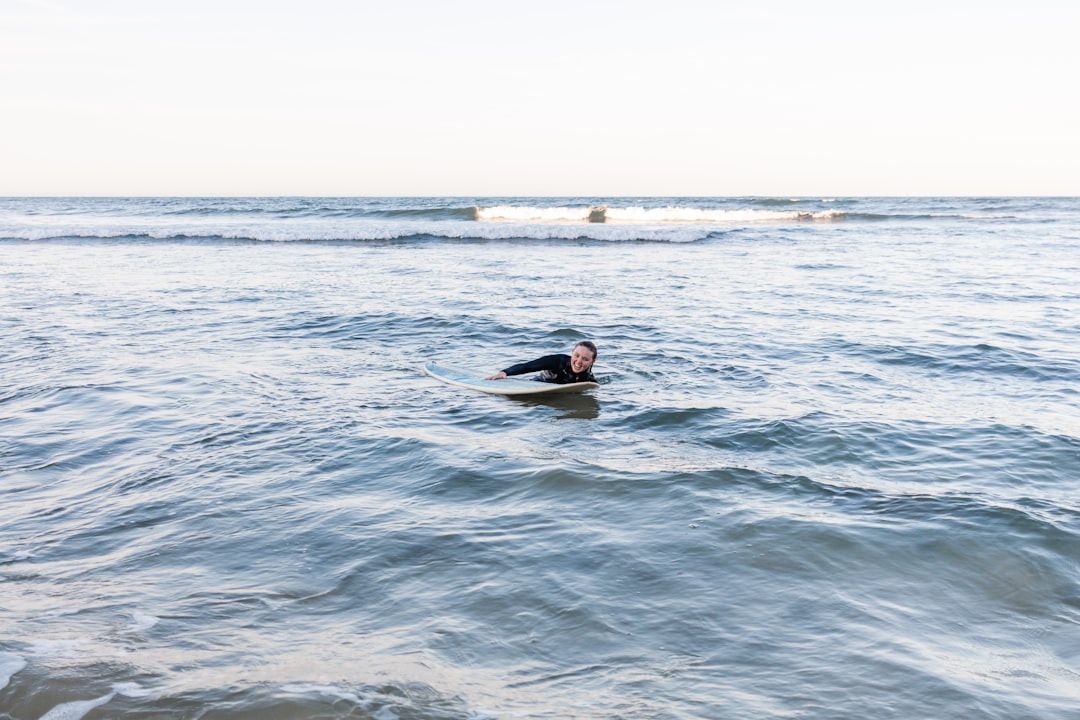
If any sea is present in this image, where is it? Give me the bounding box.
[1,196,1079,720]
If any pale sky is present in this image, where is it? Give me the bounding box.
[2,0,1078,196]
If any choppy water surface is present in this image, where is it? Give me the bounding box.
[2,197,1079,719]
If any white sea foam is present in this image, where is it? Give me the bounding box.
[37,692,114,720]
[128,612,160,632]
[476,205,845,224]
[0,651,26,689]
[601,206,844,222]
[46,682,166,705]
[476,205,595,222]
[112,681,157,698]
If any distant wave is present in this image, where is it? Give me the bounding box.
[0,222,718,244]
[476,205,847,223]
[0,197,1046,245]
[161,203,480,222]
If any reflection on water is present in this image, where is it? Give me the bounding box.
[510,392,602,420]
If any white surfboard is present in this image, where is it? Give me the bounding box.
[423,362,599,396]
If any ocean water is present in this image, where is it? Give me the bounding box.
[1,196,1079,719]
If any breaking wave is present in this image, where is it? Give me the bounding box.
[475,205,847,223]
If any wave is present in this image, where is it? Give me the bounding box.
[0,224,718,244]
[160,202,480,222]
[831,339,1080,384]
[476,204,848,223]
[2,196,1059,245]
[146,200,998,225]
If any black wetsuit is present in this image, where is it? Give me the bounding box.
[502,354,596,384]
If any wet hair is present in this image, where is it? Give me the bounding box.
[575,340,598,362]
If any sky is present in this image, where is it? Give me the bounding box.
[2,0,1078,196]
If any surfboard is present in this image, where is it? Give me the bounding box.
[423,362,599,396]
